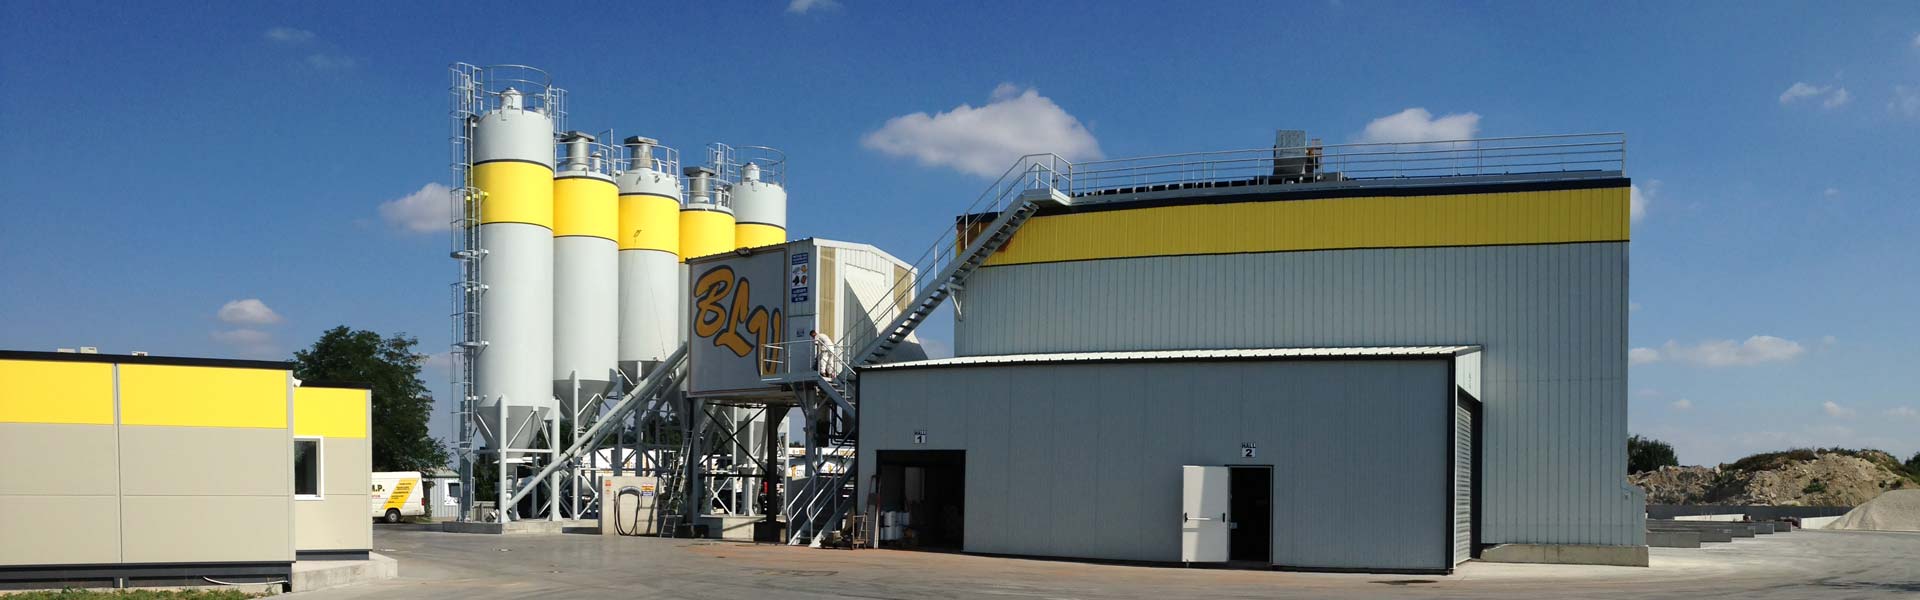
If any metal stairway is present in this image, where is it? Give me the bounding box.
[505,344,688,515]
[783,156,1075,546]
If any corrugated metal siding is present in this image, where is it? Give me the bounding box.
[1454,403,1472,564]
[858,359,1452,570]
[952,243,1636,547]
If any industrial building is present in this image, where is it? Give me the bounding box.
[438,63,1641,572]
[0,349,371,588]
[849,134,1644,572]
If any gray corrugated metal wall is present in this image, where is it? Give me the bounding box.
[1454,403,1472,564]
[952,243,1640,547]
[858,359,1453,571]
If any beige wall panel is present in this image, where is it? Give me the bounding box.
[122,495,291,563]
[0,423,118,496]
[324,439,371,495]
[294,495,372,551]
[120,426,289,496]
[0,496,120,566]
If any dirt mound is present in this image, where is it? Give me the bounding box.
[1826,489,1920,531]
[1631,449,1918,507]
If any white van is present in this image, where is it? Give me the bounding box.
[370,471,428,523]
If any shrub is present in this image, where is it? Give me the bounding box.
[1628,435,1679,474]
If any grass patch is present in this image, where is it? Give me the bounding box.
[3,590,264,599]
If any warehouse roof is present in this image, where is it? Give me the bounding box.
[863,345,1480,370]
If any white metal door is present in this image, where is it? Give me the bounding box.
[1181,465,1230,563]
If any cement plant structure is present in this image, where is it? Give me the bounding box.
[445,63,1642,569]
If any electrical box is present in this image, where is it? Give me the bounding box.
[600,476,660,537]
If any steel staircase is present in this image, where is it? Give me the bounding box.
[505,344,688,512]
[781,156,1075,546]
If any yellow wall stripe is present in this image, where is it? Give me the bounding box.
[620,194,680,254]
[553,177,618,240]
[475,160,554,228]
[679,209,735,262]
[984,187,1629,266]
[0,360,115,425]
[120,365,286,429]
[294,387,367,439]
[734,223,786,250]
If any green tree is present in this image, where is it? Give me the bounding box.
[1906,451,1920,479]
[293,326,448,472]
[1628,434,1679,474]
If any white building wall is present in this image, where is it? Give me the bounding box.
[952,243,1642,547]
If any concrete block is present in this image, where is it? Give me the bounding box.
[1800,516,1843,530]
[1648,525,1732,543]
[1644,531,1701,548]
[1673,514,1747,522]
[290,552,398,593]
[1479,544,1649,567]
[1752,522,1775,534]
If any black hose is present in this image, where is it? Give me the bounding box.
[612,485,646,536]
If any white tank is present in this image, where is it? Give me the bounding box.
[551,132,619,404]
[472,87,556,450]
[719,145,788,250]
[614,137,684,383]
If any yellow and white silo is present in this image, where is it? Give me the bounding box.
[615,137,683,382]
[727,146,788,249]
[551,131,619,403]
[472,86,556,450]
[678,166,734,261]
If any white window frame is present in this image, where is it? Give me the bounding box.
[295,436,325,501]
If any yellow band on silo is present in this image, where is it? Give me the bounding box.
[475,160,555,229]
[734,223,786,250]
[620,194,680,254]
[553,177,618,241]
[679,209,735,262]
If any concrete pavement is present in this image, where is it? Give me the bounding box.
[292,528,1920,599]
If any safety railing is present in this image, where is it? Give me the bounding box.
[759,339,850,383]
[1063,133,1624,196]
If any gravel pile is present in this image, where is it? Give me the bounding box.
[1825,489,1920,531]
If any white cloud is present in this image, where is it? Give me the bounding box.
[1891,85,1920,119]
[1912,32,1920,48]
[1779,82,1849,110]
[217,298,283,325]
[1672,399,1693,411]
[787,0,841,13]
[1779,82,1827,104]
[305,53,356,70]
[379,183,453,233]
[1820,335,1838,348]
[1822,401,1855,418]
[862,84,1103,178]
[264,27,314,44]
[1887,406,1918,419]
[1356,108,1480,144]
[1823,188,1840,199]
[1822,88,1851,109]
[1628,181,1659,222]
[1638,335,1806,367]
[420,352,454,372]
[1629,347,1661,365]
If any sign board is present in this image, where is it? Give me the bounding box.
[688,247,792,396]
[789,252,810,303]
[1240,444,1257,458]
[913,429,927,445]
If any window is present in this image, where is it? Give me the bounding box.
[295,437,323,499]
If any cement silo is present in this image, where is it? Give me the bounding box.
[615,137,683,382]
[472,83,557,450]
[551,131,619,404]
[722,145,788,249]
[678,165,733,261]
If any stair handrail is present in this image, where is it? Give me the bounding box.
[840,154,1074,369]
[506,343,688,508]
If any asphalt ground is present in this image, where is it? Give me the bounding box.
[294,527,1920,599]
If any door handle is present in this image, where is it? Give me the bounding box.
[1184,512,1212,522]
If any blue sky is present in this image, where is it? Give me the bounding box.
[2,1,1916,465]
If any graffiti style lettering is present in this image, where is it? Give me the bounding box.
[692,264,785,370]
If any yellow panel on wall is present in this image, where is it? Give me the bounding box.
[119,364,286,429]
[984,186,1631,267]
[294,387,367,439]
[0,360,114,425]
[619,193,680,254]
[474,160,555,228]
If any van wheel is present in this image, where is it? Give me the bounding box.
[383,509,402,524]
